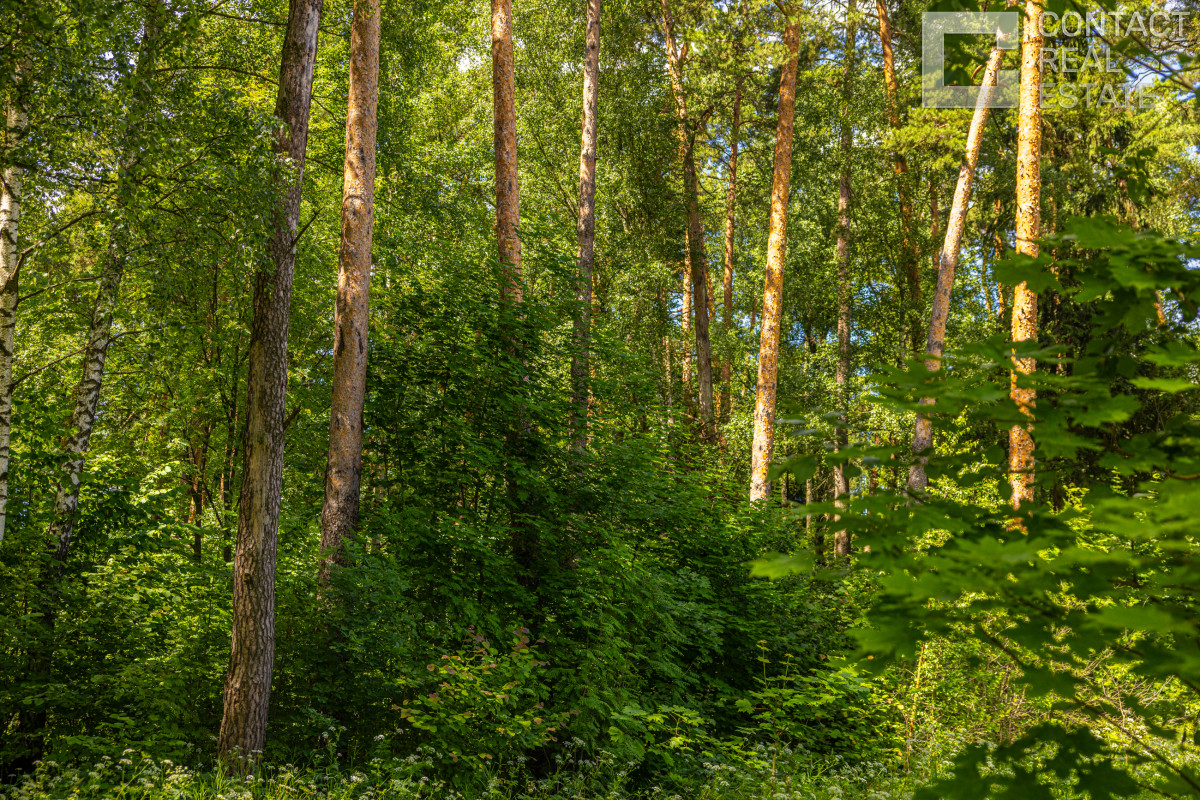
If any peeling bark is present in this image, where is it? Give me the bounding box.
[908,42,1004,493]
[1010,0,1043,510]
[319,0,380,585]
[571,0,601,452]
[219,0,323,761]
[749,19,800,502]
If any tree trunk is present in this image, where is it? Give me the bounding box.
[749,19,800,502]
[720,77,742,424]
[1010,0,1043,509]
[832,0,856,558]
[218,0,322,761]
[875,0,921,354]
[571,0,601,452]
[494,0,521,301]
[660,0,714,440]
[46,0,165,563]
[319,0,380,585]
[908,42,1004,492]
[681,234,693,410]
[0,63,29,544]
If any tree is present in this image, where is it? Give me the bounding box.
[218,0,324,761]
[832,0,856,557]
[571,0,601,452]
[908,40,1006,492]
[720,75,742,423]
[0,62,28,544]
[1010,0,1043,509]
[660,0,714,440]
[319,0,382,584]
[874,0,921,354]
[494,0,521,300]
[749,14,800,502]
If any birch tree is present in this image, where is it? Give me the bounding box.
[0,63,29,544]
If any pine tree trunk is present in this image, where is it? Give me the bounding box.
[0,64,29,544]
[832,0,856,558]
[1010,0,1043,509]
[319,0,380,585]
[571,0,601,452]
[218,0,322,761]
[908,42,1004,492]
[749,19,800,502]
[875,0,921,354]
[720,77,741,423]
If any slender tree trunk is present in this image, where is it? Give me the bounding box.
[832,0,856,558]
[0,64,29,544]
[660,0,714,439]
[218,0,322,761]
[720,77,742,424]
[46,0,165,562]
[494,0,521,300]
[681,238,693,409]
[1010,0,1043,509]
[749,19,800,501]
[319,0,380,584]
[571,0,601,452]
[908,42,1004,492]
[875,0,921,354]
[662,332,674,430]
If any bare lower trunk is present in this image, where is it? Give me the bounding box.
[748,20,800,501]
[720,78,741,423]
[319,0,380,584]
[681,229,693,410]
[218,0,322,761]
[908,42,1004,493]
[0,66,28,544]
[571,0,601,452]
[832,0,856,558]
[1010,0,1043,509]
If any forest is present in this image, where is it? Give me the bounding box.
[0,0,1198,795]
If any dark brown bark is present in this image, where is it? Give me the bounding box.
[571,0,601,451]
[749,19,800,501]
[218,0,323,761]
[832,0,856,558]
[494,0,521,302]
[319,0,380,584]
